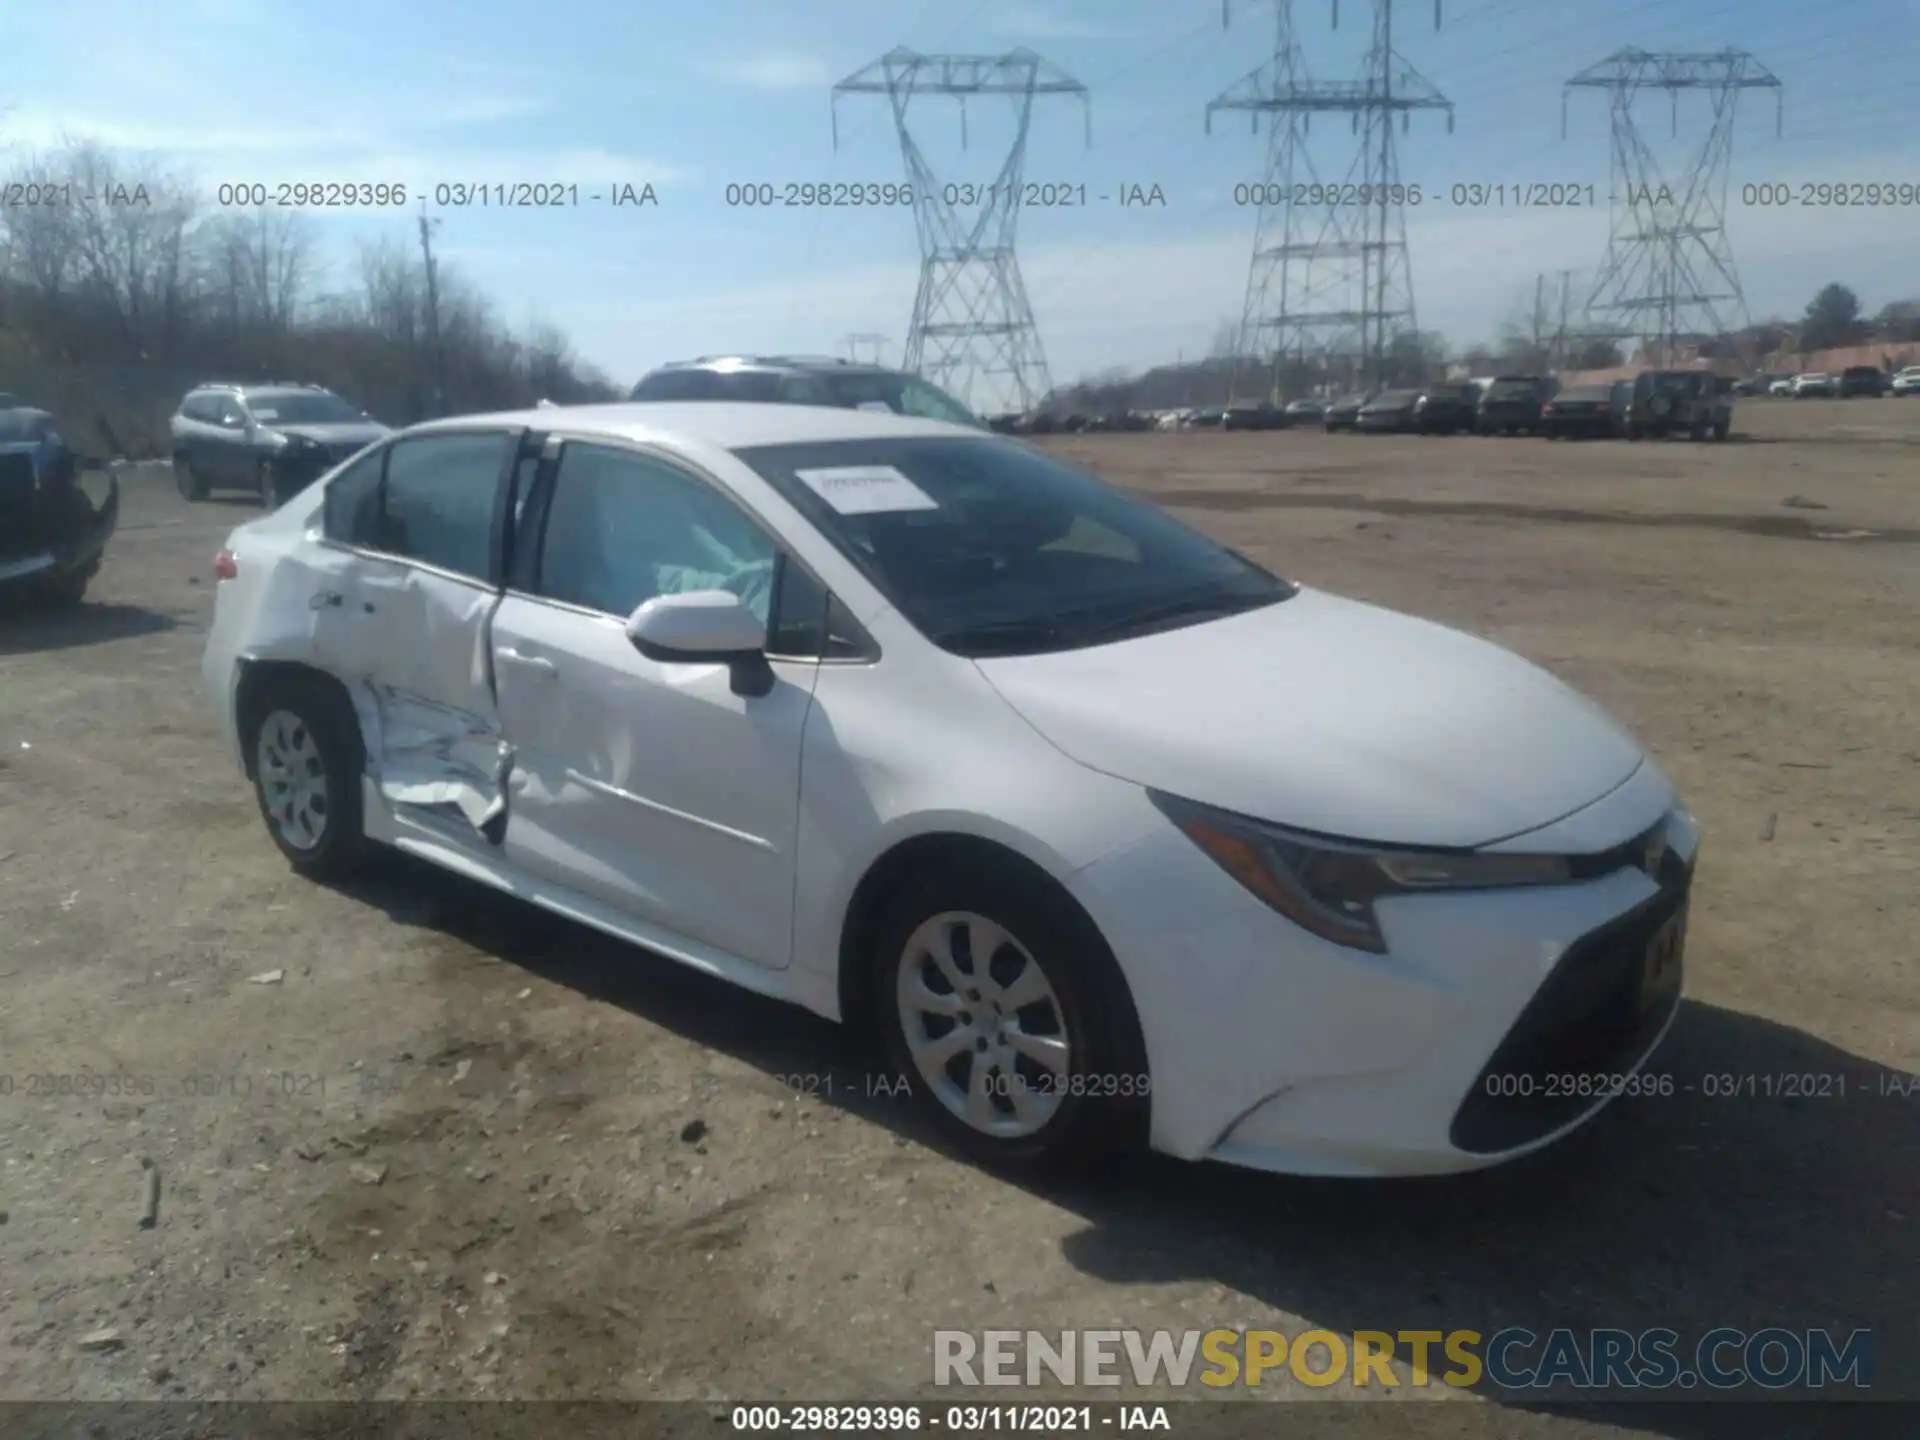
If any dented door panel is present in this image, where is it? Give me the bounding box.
[314,549,510,833]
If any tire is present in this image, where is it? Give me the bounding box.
[39,562,97,608]
[872,857,1149,1175]
[174,454,209,502]
[258,459,291,509]
[1714,419,1730,441]
[244,675,370,880]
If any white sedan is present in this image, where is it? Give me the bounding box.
[201,402,1698,1178]
[1891,367,1920,397]
[1791,372,1835,397]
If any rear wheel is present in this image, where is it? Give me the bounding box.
[872,859,1148,1176]
[1714,417,1731,441]
[174,454,208,502]
[245,676,370,880]
[257,459,291,508]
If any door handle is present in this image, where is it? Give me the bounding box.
[309,590,343,609]
[498,647,557,677]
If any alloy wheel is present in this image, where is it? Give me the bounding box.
[895,910,1071,1139]
[256,709,329,850]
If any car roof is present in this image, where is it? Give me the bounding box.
[405,400,975,449]
[646,355,899,377]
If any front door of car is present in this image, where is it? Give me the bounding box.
[310,427,527,833]
[489,439,819,970]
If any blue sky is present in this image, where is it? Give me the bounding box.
[9,0,1919,407]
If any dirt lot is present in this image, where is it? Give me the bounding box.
[0,397,1914,1435]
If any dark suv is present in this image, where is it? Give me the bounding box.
[1838,365,1887,398]
[1621,370,1731,441]
[169,383,391,506]
[630,355,986,429]
[1475,375,1552,435]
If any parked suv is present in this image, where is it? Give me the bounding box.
[631,355,986,430]
[1621,370,1731,441]
[170,383,391,506]
[1837,365,1887,398]
[0,402,118,607]
[1475,376,1551,435]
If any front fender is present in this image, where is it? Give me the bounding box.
[54,472,118,571]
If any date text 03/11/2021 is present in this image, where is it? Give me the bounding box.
[730,1405,1171,1432]
[205,182,661,209]
[721,182,1167,209]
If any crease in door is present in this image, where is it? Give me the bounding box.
[374,580,513,833]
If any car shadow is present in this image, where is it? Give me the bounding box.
[329,856,1912,1436]
[0,599,178,653]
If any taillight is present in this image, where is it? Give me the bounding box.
[213,549,237,581]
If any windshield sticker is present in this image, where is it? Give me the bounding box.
[251,409,279,420]
[794,465,939,515]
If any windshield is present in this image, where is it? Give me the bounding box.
[735,435,1293,658]
[1371,390,1418,405]
[1487,380,1537,399]
[1561,386,1609,401]
[818,372,983,428]
[1424,385,1472,400]
[245,390,363,424]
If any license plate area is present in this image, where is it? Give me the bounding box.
[1638,905,1687,1018]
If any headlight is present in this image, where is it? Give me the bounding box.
[1149,790,1573,954]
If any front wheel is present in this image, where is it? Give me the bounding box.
[246,677,370,880]
[873,862,1148,1175]
[174,455,208,502]
[258,459,293,509]
[39,561,97,608]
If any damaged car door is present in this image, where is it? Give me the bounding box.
[489,440,820,970]
[311,426,525,834]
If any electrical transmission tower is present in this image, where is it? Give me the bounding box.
[833,47,1089,415]
[842,332,889,365]
[1564,48,1782,368]
[1209,0,1451,398]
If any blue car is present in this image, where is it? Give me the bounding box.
[0,405,118,607]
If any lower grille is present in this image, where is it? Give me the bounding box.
[1449,862,1692,1155]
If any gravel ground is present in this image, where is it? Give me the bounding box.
[0,399,1914,1438]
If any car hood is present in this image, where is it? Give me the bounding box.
[272,422,389,445]
[973,588,1647,848]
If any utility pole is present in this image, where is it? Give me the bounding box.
[417,202,446,417]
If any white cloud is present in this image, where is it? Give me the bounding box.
[706,54,835,91]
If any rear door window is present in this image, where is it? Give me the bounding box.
[378,432,515,580]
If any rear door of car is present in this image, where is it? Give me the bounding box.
[311,424,534,835]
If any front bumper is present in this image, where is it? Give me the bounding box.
[1070,760,1695,1177]
[0,471,119,591]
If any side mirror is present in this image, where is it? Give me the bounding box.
[625,590,773,697]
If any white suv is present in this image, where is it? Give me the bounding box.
[1891,366,1920,397]
[201,402,1696,1178]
